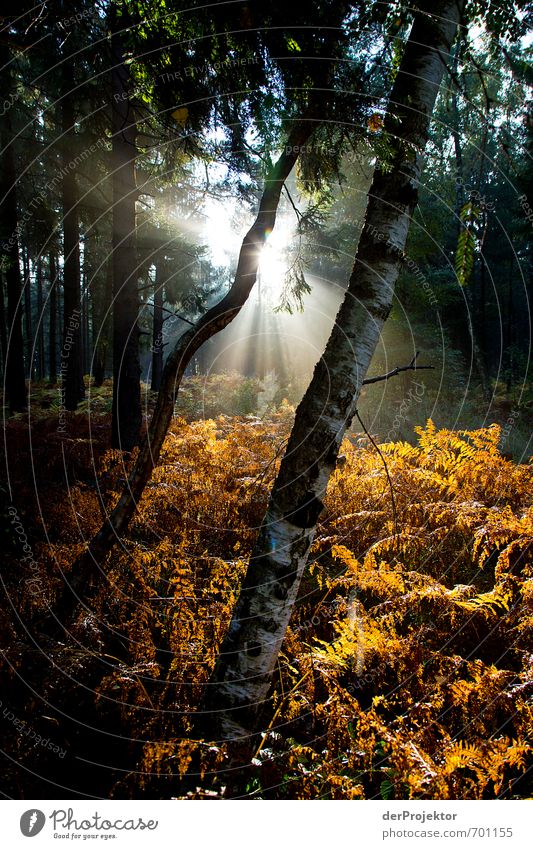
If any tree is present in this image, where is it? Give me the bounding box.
[0,43,27,412]
[51,0,378,623]
[110,2,142,450]
[48,250,59,382]
[0,273,7,372]
[200,0,466,741]
[60,51,85,410]
[54,117,319,623]
[150,253,165,393]
[399,19,533,406]
[450,38,493,403]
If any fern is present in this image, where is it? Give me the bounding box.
[455,200,480,287]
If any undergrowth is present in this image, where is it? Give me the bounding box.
[1,414,532,799]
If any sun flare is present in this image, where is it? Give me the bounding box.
[258,221,294,299]
[258,240,286,293]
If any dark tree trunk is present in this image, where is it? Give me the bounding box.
[61,62,84,410]
[0,47,26,412]
[22,247,32,378]
[49,251,58,382]
[36,256,45,380]
[87,291,91,377]
[81,279,90,377]
[92,257,113,388]
[451,84,492,403]
[200,0,466,741]
[0,272,6,372]
[57,266,63,380]
[110,12,142,451]
[506,258,514,394]
[478,217,487,352]
[151,259,164,392]
[86,291,91,377]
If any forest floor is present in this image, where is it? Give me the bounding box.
[0,384,532,799]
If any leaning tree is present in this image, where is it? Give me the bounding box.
[199,0,467,741]
[51,0,382,626]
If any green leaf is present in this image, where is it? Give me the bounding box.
[455,201,480,287]
[286,37,302,53]
[380,778,395,799]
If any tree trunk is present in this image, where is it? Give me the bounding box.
[54,117,317,625]
[61,62,84,410]
[151,259,164,392]
[506,258,514,394]
[81,276,90,377]
[49,251,58,382]
[450,70,492,402]
[478,217,488,359]
[0,272,6,372]
[36,256,45,380]
[200,0,465,741]
[22,247,32,378]
[110,12,142,451]
[0,46,26,412]
[92,256,113,388]
[57,267,63,362]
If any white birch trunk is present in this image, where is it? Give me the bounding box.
[201,0,465,741]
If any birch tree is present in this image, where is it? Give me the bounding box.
[201,0,466,741]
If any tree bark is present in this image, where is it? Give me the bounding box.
[505,258,514,393]
[0,272,7,373]
[110,11,142,451]
[450,66,492,402]
[0,45,26,412]
[54,116,317,625]
[81,274,90,377]
[22,247,32,378]
[49,251,58,383]
[151,258,164,393]
[36,256,45,380]
[92,256,113,388]
[200,0,465,741]
[61,61,85,410]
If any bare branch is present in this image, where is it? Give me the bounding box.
[362,351,434,386]
[160,304,195,326]
[283,185,303,220]
[355,408,399,540]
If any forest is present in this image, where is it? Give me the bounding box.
[0,0,532,802]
